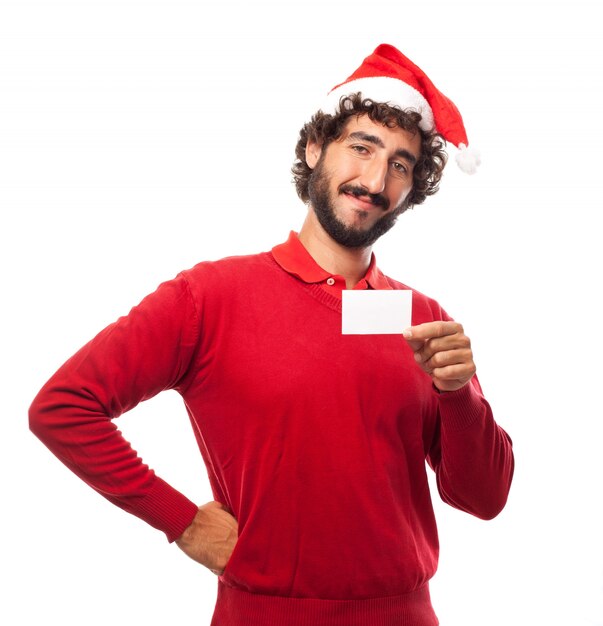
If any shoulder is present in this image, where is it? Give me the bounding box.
[180,250,274,282]
[174,250,279,302]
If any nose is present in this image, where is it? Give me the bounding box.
[358,157,387,195]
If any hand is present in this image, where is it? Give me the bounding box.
[403,321,476,392]
[175,501,239,575]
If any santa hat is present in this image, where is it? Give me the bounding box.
[324,44,480,174]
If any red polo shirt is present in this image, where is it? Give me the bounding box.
[271,231,392,295]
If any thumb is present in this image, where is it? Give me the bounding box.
[402,328,423,352]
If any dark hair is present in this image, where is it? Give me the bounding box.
[292,93,447,209]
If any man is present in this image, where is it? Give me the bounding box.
[30,44,514,625]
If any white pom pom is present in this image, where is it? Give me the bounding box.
[455,143,481,175]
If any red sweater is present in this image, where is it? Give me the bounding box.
[29,232,514,626]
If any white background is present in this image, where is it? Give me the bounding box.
[2,0,602,624]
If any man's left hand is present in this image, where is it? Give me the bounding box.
[403,321,476,392]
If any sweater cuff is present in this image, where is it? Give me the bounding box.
[130,477,199,543]
[437,380,486,432]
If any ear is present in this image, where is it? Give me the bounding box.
[305,139,322,170]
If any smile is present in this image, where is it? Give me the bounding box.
[338,184,389,210]
[342,191,387,211]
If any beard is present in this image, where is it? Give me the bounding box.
[307,157,408,249]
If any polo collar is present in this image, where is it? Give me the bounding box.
[271,231,392,290]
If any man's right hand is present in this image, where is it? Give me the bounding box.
[175,501,239,575]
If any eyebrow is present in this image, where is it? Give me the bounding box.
[346,131,418,165]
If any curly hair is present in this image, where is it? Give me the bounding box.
[292,93,447,210]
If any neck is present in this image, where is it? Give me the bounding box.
[298,210,373,290]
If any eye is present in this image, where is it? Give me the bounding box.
[390,161,409,177]
[350,144,370,155]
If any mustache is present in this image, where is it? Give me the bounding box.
[339,184,389,211]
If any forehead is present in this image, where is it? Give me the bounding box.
[338,114,421,156]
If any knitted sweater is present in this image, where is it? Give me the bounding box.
[29,232,514,626]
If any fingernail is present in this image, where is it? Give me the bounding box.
[403,328,412,338]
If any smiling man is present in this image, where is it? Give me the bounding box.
[306,114,420,251]
[301,111,422,283]
[30,44,514,626]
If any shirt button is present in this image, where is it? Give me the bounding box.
[326,278,335,286]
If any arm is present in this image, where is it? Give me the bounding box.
[28,274,200,541]
[404,321,514,519]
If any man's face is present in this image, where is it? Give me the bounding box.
[306,115,421,248]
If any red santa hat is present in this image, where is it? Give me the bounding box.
[324,44,481,174]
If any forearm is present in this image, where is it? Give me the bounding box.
[29,376,199,541]
[433,379,514,520]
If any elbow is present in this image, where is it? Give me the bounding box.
[445,488,511,521]
[29,384,61,446]
[471,468,515,521]
[468,442,515,521]
[440,467,514,521]
[473,492,510,521]
[29,393,49,442]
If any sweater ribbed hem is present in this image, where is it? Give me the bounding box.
[211,582,439,626]
[437,380,486,431]
[127,476,198,543]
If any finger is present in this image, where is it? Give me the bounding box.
[432,376,472,393]
[432,361,476,384]
[420,348,474,371]
[201,500,224,512]
[415,334,472,364]
[403,321,463,343]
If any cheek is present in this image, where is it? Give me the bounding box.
[389,181,413,208]
[329,166,355,193]
[329,154,363,182]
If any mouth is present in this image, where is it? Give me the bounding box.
[340,186,388,211]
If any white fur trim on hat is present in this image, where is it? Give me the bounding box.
[323,76,435,132]
[455,143,481,175]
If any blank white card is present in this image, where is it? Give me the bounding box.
[341,290,412,335]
